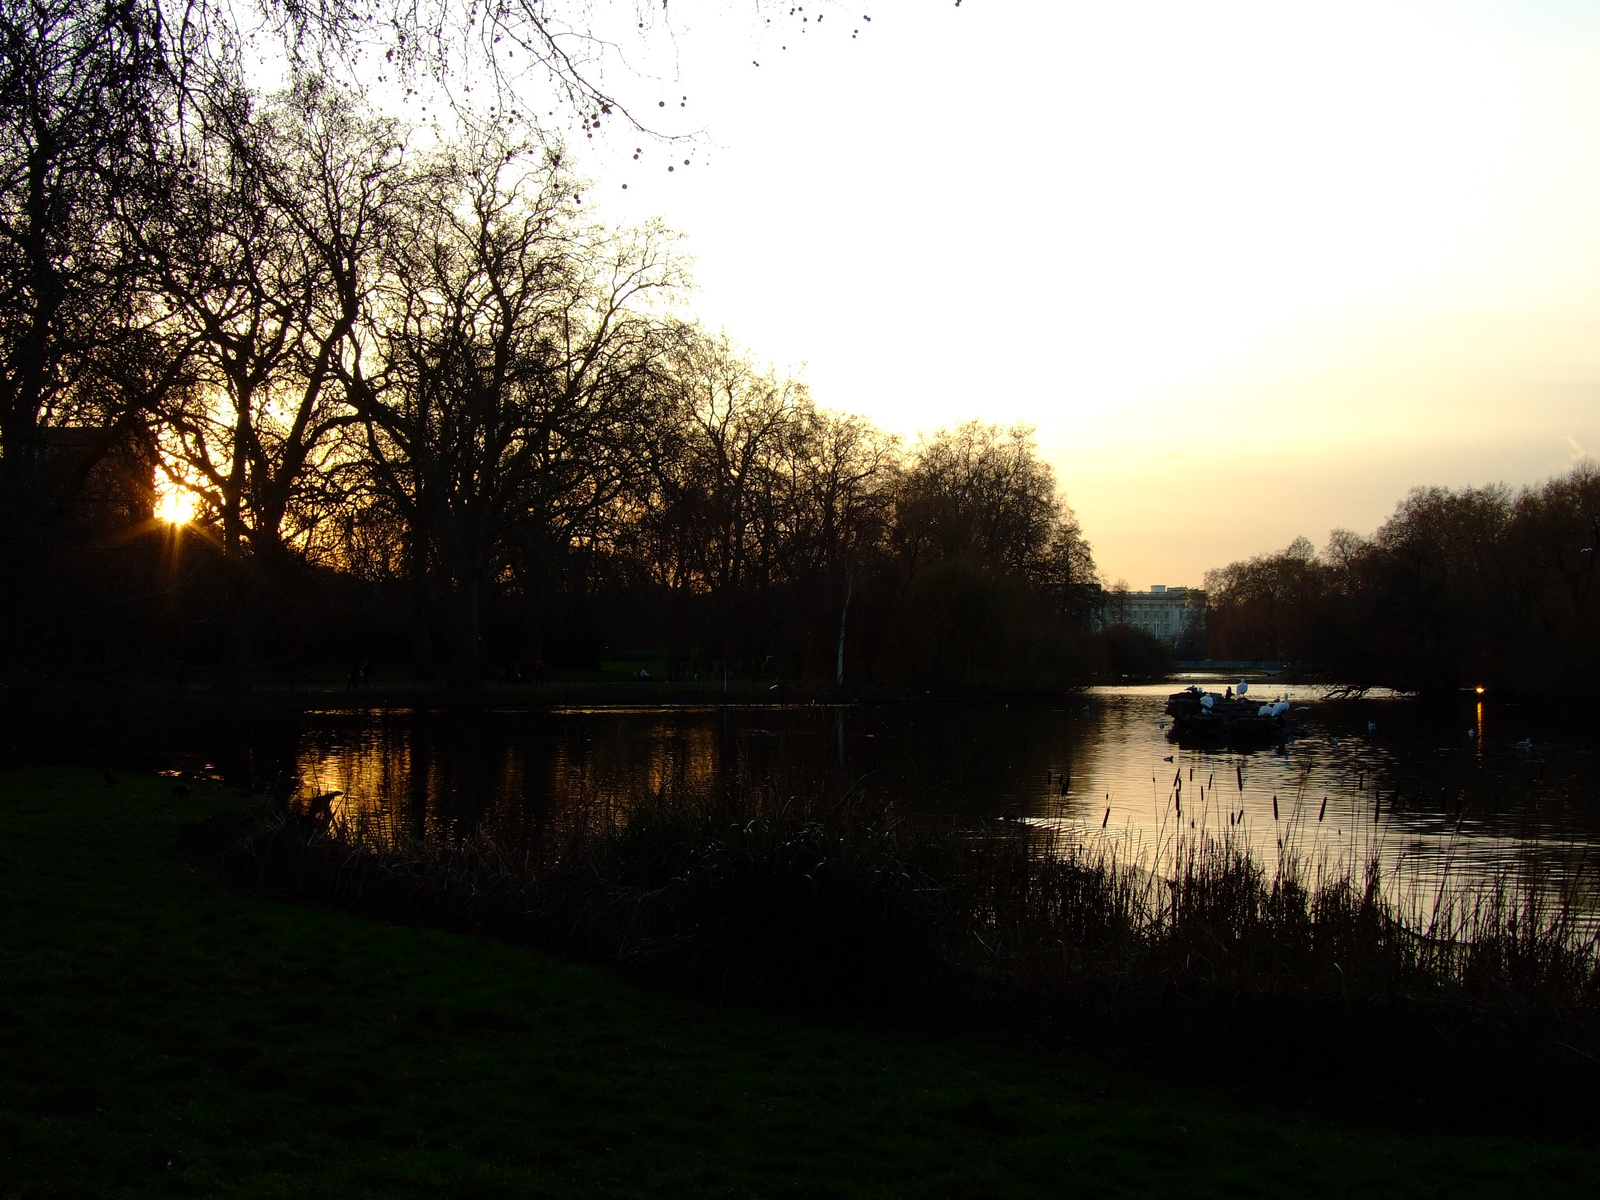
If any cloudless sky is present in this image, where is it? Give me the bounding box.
[392,0,1600,587]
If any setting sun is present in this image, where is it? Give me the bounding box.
[155,487,197,525]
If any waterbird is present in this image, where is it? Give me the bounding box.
[1163,755,1174,762]
[1368,721,1378,734]
[1468,729,1477,739]
[1516,737,1533,750]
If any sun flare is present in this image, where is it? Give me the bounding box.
[156,487,197,525]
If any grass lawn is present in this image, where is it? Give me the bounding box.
[1,768,1593,1198]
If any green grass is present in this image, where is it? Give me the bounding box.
[1,770,1594,1198]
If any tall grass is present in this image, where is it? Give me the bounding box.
[217,778,1600,1114]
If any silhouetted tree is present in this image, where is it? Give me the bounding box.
[881,421,1096,691]
[0,0,184,574]
[1202,463,1600,694]
[894,421,1063,579]
[146,80,404,565]
[349,135,682,686]
[1203,536,1326,664]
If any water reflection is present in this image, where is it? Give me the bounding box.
[166,681,1600,909]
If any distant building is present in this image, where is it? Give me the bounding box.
[1097,584,1201,648]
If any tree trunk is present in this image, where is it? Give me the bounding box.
[835,564,854,685]
[454,572,483,691]
[407,532,435,679]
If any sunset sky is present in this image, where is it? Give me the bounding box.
[403,0,1600,588]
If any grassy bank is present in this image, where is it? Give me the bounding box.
[3,770,1596,1198]
[228,780,1600,1125]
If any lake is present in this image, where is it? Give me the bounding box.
[163,678,1600,908]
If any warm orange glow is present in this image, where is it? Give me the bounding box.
[1475,686,1486,695]
[156,487,197,525]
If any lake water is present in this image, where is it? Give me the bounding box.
[170,679,1600,908]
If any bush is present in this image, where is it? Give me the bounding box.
[1090,623,1171,680]
[880,559,1091,693]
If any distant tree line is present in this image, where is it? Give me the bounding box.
[1202,464,1600,694]
[0,4,1110,691]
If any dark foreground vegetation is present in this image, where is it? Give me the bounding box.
[218,773,1600,1130]
[1204,463,1600,694]
[6,769,1598,1198]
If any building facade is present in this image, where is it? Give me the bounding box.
[1098,584,1200,648]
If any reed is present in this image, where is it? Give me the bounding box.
[215,778,1600,1110]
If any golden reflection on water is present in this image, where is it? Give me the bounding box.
[286,691,1600,919]
[296,709,726,843]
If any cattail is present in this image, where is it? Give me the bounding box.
[1209,773,1214,789]
[1189,767,1193,781]
[1236,765,1243,792]
[1174,770,1181,788]
[1374,794,1380,824]
[1102,806,1111,828]
[1272,795,1279,821]
[1318,797,1327,822]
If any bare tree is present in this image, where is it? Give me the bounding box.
[778,408,898,682]
[350,134,684,685]
[635,334,814,673]
[894,420,1067,580]
[0,0,176,508]
[143,78,408,570]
